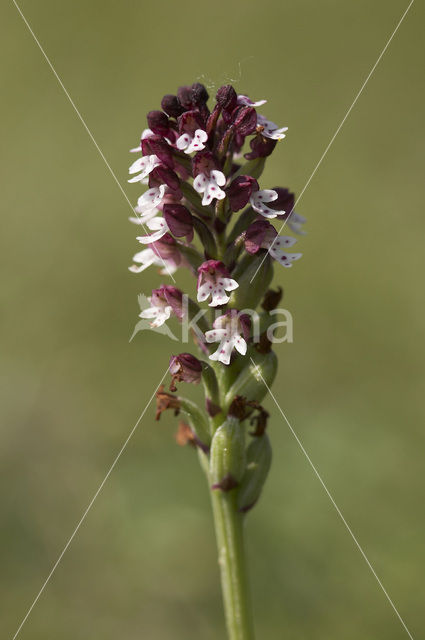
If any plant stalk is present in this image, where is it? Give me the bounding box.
[210,488,255,640]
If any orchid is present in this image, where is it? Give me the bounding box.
[205,311,250,365]
[197,260,239,307]
[126,81,306,640]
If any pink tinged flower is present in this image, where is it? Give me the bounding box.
[257,114,288,140]
[128,247,178,275]
[128,154,161,183]
[176,128,208,154]
[250,189,285,218]
[134,185,166,215]
[193,170,226,206]
[140,285,184,327]
[197,260,239,307]
[140,291,172,328]
[205,311,250,366]
[237,94,267,107]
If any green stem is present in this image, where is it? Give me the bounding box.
[210,489,255,640]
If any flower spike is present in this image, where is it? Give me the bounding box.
[126,82,308,638]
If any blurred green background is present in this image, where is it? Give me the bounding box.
[1,1,424,638]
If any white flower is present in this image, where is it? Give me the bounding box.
[128,248,178,275]
[250,189,284,218]
[237,95,267,107]
[134,185,166,215]
[197,272,238,308]
[257,114,288,140]
[139,296,172,328]
[128,154,161,183]
[136,217,169,245]
[205,314,248,366]
[262,233,302,268]
[176,129,208,154]
[193,170,226,206]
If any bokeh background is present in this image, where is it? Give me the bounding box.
[1,1,424,638]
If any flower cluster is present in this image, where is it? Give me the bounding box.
[128,82,306,366]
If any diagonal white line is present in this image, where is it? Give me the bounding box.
[250,0,415,284]
[11,0,176,282]
[11,367,169,640]
[250,357,415,640]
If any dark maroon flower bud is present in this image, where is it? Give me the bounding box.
[216,85,238,113]
[141,134,174,168]
[177,85,194,110]
[149,166,181,193]
[177,110,205,136]
[161,94,184,118]
[233,106,257,137]
[169,353,202,391]
[192,150,218,177]
[267,187,295,217]
[163,203,194,243]
[147,110,170,137]
[244,133,277,160]
[191,82,209,108]
[227,175,259,212]
[245,220,277,254]
[261,286,283,312]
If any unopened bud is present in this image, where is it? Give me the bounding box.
[216,85,238,112]
[169,353,202,391]
[237,434,272,512]
[210,417,245,491]
[161,94,184,118]
[147,110,170,137]
[163,204,194,243]
[233,106,257,137]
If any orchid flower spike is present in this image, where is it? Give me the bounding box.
[126,80,308,639]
